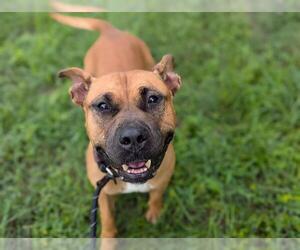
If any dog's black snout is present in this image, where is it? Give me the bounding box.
[119,124,149,151]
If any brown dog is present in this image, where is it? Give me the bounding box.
[52,13,182,238]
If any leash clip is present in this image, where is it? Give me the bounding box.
[101,164,118,184]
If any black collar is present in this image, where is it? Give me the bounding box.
[93,147,119,183]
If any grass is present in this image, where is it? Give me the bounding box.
[1,12,300,237]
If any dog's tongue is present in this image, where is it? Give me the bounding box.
[127,161,145,169]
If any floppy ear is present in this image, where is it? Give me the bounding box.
[58,67,94,106]
[153,54,182,95]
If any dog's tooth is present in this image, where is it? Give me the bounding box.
[145,160,151,168]
[122,164,129,171]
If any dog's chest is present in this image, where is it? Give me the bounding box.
[122,182,152,193]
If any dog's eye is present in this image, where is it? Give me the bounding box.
[148,95,160,104]
[97,102,110,112]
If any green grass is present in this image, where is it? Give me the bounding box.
[1,13,300,237]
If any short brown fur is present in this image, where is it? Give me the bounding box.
[53,13,181,238]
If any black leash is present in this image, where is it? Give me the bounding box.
[89,162,119,250]
[90,161,119,238]
[90,175,111,238]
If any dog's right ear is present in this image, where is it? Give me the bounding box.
[58,67,94,106]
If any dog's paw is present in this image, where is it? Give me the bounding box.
[100,238,118,250]
[145,207,161,224]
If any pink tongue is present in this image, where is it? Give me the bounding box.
[128,161,145,169]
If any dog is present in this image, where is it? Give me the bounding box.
[51,13,182,238]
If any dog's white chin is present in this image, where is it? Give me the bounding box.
[121,160,151,174]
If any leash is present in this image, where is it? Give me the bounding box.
[90,163,118,238]
[89,161,119,250]
[90,175,111,238]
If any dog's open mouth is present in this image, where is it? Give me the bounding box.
[121,160,151,174]
[118,159,159,183]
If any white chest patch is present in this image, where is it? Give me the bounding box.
[122,182,152,194]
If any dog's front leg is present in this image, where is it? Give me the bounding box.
[99,192,117,238]
[145,188,165,224]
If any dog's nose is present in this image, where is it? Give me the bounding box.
[119,125,149,151]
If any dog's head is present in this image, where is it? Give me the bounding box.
[59,55,181,183]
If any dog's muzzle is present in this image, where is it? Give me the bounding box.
[93,131,174,183]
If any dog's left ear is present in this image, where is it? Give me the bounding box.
[58,67,94,106]
[153,54,182,95]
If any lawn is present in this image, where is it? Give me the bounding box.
[1,13,300,237]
